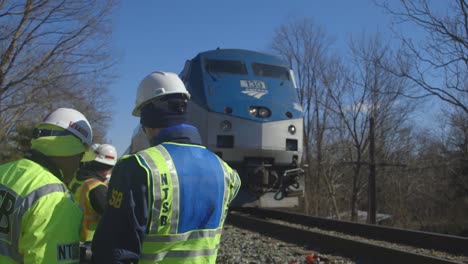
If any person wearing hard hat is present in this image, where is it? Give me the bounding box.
[91,71,241,264]
[0,108,94,263]
[69,143,117,243]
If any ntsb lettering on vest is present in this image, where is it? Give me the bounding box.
[57,243,79,261]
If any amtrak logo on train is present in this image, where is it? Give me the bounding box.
[240,80,268,99]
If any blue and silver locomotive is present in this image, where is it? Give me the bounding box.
[180,49,304,207]
[126,49,304,207]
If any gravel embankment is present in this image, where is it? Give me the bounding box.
[217,224,356,264]
[270,219,468,264]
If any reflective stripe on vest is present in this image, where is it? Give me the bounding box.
[138,147,178,235]
[144,228,223,242]
[0,183,67,261]
[70,178,104,241]
[155,145,179,234]
[223,159,241,206]
[215,156,232,225]
[141,244,220,262]
[135,143,233,264]
[136,151,160,233]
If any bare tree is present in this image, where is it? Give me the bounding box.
[319,58,352,219]
[326,62,369,221]
[400,129,466,232]
[378,0,468,113]
[444,107,468,196]
[327,33,414,221]
[0,0,117,159]
[271,18,335,215]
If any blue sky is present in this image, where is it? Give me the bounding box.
[106,0,436,155]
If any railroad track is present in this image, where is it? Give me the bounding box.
[227,208,468,264]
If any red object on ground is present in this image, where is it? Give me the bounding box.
[306,253,317,263]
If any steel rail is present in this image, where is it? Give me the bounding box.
[226,211,464,264]
[232,207,468,256]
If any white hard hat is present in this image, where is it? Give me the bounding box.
[132,71,191,117]
[41,108,93,146]
[94,144,117,166]
[91,143,100,152]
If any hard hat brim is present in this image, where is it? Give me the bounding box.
[94,157,117,166]
[132,105,143,117]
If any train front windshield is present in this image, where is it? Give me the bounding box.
[204,59,248,75]
[252,63,291,81]
[204,58,291,81]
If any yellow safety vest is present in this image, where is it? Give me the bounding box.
[136,143,240,264]
[0,158,82,264]
[69,177,106,242]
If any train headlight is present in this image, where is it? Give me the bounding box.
[248,107,258,116]
[288,125,296,135]
[258,107,271,118]
[249,106,271,118]
[220,120,232,132]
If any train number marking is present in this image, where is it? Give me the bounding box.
[240,80,268,98]
[240,80,266,89]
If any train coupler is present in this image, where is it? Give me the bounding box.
[274,168,304,200]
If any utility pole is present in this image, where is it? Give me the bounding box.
[368,60,378,225]
[368,117,377,224]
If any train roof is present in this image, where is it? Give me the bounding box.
[194,49,288,67]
